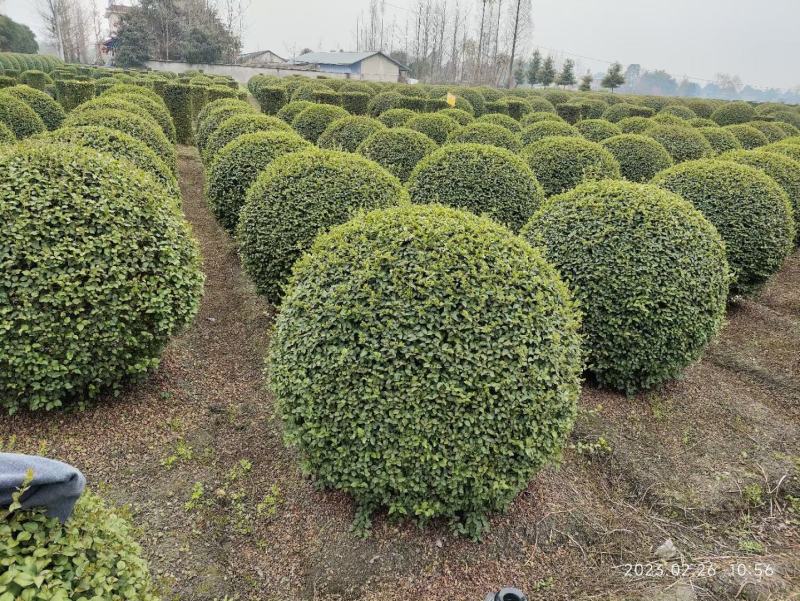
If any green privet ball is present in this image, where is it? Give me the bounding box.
[377,107,416,127]
[521,111,565,126]
[0,90,46,138]
[405,112,460,145]
[367,91,405,117]
[206,130,310,232]
[659,105,697,120]
[685,99,716,118]
[317,115,385,152]
[276,99,313,124]
[719,149,800,243]
[764,141,800,164]
[406,143,545,231]
[748,120,789,143]
[477,113,522,133]
[0,121,13,144]
[723,124,770,150]
[601,134,674,183]
[698,126,742,154]
[456,88,487,116]
[204,113,292,163]
[356,126,438,182]
[446,122,522,152]
[439,107,474,126]
[5,85,65,131]
[269,203,583,539]
[38,126,179,198]
[617,116,653,134]
[2,491,160,601]
[602,103,655,122]
[524,136,621,197]
[64,108,176,173]
[522,180,729,393]
[774,121,800,137]
[195,99,256,153]
[653,160,794,296]
[689,117,719,128]
[711,101,756,126]
[645,124,714,163]
[291,103,349,143]
[521,120,580,145]
[238,149,406,304]
[0,143,203,412]
[575,119,622,142]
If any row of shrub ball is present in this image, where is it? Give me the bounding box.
[192,75,799,537]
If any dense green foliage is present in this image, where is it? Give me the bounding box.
[645,124,714,163]
[206,130,310,232]
[291,103,349,143]
[376,107,416,127]
[0,90,46,138]
[238,149,406,303]
[406,143,545,231]
[0,143,202,412]
[0,15,39,53]
[711,101,756,126]
[617,116,653,134]
[653,159,794,295]
[102,88,177,143]
[601,133,673,182]
[317,115,385,152]
[367,91,405,116]
[521,111,565,126]
[55,79,95,111]
[749,120,789,143]
[195,99,256,153]
[4,84,64,131]
[521,120,580,145]
[764,141,800,163]
[575,119,622,142]
[698,126,742,154]
[723,124,769,149]
[476,113,522,133]
[602,103,655,122]
[356,126,438,181]
[276,100,314,123]
[270,203,582,538]
[1,491,159,600]
[204,113,292,163]
[439,107,475,125]
[524,136,621,196]
[447,122,522,152]
[0,121,13,144]
[18,70,52,91]
[406,112,460,144]
[522,180,728,393]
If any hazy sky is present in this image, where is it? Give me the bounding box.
[4,0,799,89]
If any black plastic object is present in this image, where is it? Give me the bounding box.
[0,453,86,523]
[484,587,528,601]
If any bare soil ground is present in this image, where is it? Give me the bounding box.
[2,147,798,601]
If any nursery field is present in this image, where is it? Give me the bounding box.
[0,52,799,601]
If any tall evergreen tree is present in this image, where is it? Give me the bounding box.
[556,59,576,88]
[579,72,593,92]
[513,60,525,86]
[527,50,541,86]
[539,55,556,87]
[601,62,626,92]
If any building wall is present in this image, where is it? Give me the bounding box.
[359,54,401,82]
[317,63,358,75]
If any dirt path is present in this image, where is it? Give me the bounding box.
[2,148,798,601]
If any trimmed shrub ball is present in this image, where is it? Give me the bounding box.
[405,112,460,145]
[601,134,673,183]
[3,491,159,600]
[653,159,794,296]
[70,96,163,132]
[522,180,728,393]
[269,203,582,538]
[447,121,522,152]
[0,90,46,138]
[238,149,407,304]
[367,91,405,117]
[685,99,716,118]
[720,149,800,243]
[763,141,800,165]
[0,143,203,412]
[439,107,474,126]
[0,121,13,144]
[521,111,565,126]
[575,119,622,142]
[476,113,522,133]
[651,113,688,127]
[406,143,545,231]
[5,84,65,131]
[204,113,292,163]
[318,115,385,152]
[195,99,256,152]
[698,126,742,154]
[377,107,416,127]
[617,116,653,134]
[645,124,714,163]
[206,130,310,232]
[723,124,769,150]
[711,101,756,126]
[276,99,314,124]
[526,96,556,113]
[659,105,697,120]
[356,126,438,182]
[520,120,579,146]
[748,121,789,143]
[39,126,180,198]
[602,103,655,122]
[774,121,800,137]
[64,108,176,173]
[524,136,621,197]
[105,91,177,143]
[291,103,349,143]
[689,117,719,128]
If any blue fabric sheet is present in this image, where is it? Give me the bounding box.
[0,453,86,523]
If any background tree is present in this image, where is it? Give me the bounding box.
[0,14,38,53]
[601,61,625,92]
[539,55,556,87]
[579,71,593,92]
[513,59,525,85]
[556,58,576,88]
[526,49,541,85]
